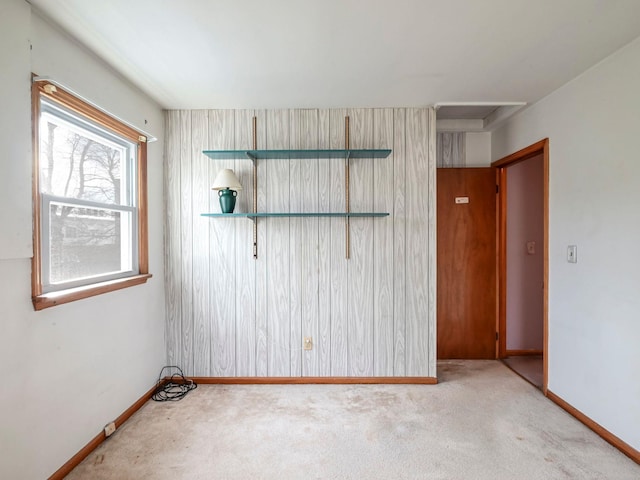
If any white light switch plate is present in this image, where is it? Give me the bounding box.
[526,241,536,255]
[567,245,577,263]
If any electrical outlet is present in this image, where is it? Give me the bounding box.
[104,422,116,437]
[303,337,313,350]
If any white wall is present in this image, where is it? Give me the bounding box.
[493,36,640,450]
[465,132,491,167]
[0,0,32,259]
[0,3,166,479]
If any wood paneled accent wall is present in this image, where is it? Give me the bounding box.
[436,132,466,167]
[164,108,435,378]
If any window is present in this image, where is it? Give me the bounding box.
[32,81,150,310]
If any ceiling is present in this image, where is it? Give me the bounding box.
[28,0,640,118]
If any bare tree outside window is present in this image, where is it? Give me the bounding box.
[39,103,135,287]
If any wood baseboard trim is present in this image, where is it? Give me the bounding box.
[546,390,640,464]
[505,349,543,356]
[48,380,164,480]
[190,376,438,385]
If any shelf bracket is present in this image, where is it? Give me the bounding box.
[252,116,258,259]
[345,116,351,260]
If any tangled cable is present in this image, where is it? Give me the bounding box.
[151,366,197,402]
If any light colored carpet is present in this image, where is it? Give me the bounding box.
[65,361,639,479]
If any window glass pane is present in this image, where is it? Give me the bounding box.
[49,203,133,284]
[39,109,131,206]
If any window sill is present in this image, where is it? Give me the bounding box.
[32,273,152,311]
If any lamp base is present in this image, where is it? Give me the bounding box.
[218,189,237,213]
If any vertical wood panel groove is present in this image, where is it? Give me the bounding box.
[180,111,193,373]
[347,109,374,376]
[208,110,237,376]
[255,109,268,376]
[330,109,348,375]
[393,109,406,375]
[406,109,430,376]
[191,110,210,375]
[235,110,257,376]
[318,109,331,375]
[289,110,303,377]
[165,110,182,369]
[266,110,291,376]
[373,108,394,376]
[427,108,437,376]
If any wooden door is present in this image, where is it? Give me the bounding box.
[437,168,496,359]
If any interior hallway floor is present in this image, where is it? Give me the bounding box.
[64,360,639,479]
[502,355,544,389]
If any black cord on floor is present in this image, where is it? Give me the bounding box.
[151,366,197,402]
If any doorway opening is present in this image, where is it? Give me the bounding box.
[493,139,549,393]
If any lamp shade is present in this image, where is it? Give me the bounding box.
[211,169,242,191]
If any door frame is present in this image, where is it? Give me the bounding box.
[492,138,549,394]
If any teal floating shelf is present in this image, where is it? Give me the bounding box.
[201,140,392,259]
[202,149,391,160]
[201,212,389,218]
